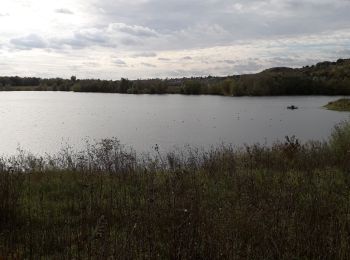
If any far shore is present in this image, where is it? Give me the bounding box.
[1,58,350,96]
[325,98,350,111]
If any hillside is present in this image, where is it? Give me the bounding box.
[234,58,350,96]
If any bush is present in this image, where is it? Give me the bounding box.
[329,121,350,167]
[0,172,24,229]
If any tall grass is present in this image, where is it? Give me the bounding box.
[1,122,350,259]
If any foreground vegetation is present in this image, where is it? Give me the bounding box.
[1,58,350,95]
[1,122,350,259]
[325,98,350,111]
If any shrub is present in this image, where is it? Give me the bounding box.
[329,121,350,167]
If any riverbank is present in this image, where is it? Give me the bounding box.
[1,122,350,258]
[325,98,350,111]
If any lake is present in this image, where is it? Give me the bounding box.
[0,92,349,155]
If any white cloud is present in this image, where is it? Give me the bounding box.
[55,8,74,14]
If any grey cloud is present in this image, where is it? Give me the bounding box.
[55,8,74,14]
[108,23,158,38]
[335,48,350,57]
[90,0,233,31]
[222,60,236,64]
[182,56,192,60]
[88,0,350,51]
[54,22,159,49]
[10,0,350,53]
[131,52,157,58]
[10,34,47,50]
[114,59,128,67]
[51,31,110,49]
[232,61,264,74]
[114,59,126,64]
[14,22,160,51]
[267,57,322,68]
[72,29,109,45]
[10,25,153,51]
[158,57,171,61]
[268,57,301,67]
[141,62,157,68]
[120,37,140,46]
[82,62,99,67]
[168,68,212,78]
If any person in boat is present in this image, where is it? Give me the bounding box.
[287,105,298,110]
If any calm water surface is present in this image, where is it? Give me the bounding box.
[0,92,349,155]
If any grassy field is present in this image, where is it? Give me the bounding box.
[325,98,350,111]
[1,122,350,259]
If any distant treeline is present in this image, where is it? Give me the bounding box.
[1,58,350,95]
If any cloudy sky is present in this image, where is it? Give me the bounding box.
[0,0,350,79]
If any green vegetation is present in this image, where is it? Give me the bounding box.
[1,58,350,95]
[325,98,350,111]
[1,122,350,258]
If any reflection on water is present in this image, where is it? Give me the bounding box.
[0,92,349,154]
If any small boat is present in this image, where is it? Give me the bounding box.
[287,105,298,110]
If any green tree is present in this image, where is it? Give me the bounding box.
[119,78,132,93]
[183,80,202,94]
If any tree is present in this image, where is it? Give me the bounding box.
[119,78,132,93]
[183,80,202,94]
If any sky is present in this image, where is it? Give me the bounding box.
[0,0,350,79]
